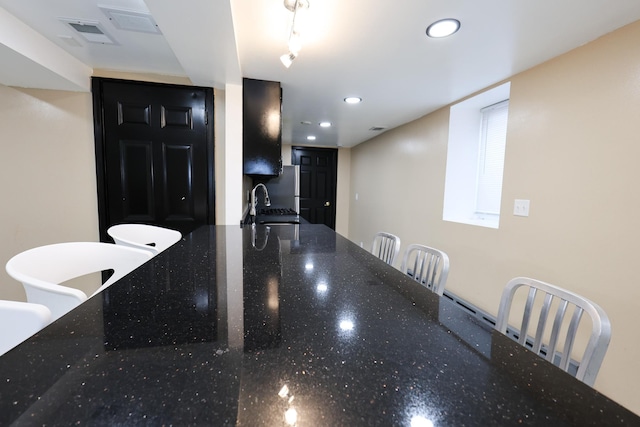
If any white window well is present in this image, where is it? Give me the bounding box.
[443,82,510,229]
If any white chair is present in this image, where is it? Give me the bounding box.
[0,300,52,356]
[496,277,611,386]
[371,232,401,266]
[107,223,182,256]
[6,242,152,321]
[400,244,450,296]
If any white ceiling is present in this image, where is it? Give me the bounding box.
[2,0,640,148]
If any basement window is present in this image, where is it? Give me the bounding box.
[442,82,510,229]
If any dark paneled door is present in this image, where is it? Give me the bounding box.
[93,78,215,240]
[292,147,337,229]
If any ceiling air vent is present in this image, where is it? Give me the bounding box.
[100,7,162,34]
[60,19,117,44]
[369,126,387,131]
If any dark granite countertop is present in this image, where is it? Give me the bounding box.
[0,224,637,426]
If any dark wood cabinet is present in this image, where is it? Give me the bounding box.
[243,78,282,176]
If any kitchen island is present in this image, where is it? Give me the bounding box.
[0,224,637,425]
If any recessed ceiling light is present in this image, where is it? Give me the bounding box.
[344,97,362,104]
[307,135,316,140]
[426,18,460,38]
[300,120,312,125]
[319,121,331,127]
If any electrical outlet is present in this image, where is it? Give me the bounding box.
[514,199,530,217]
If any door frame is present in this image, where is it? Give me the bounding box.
[91,77,215,242]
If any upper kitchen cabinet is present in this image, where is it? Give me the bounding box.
[243,78,282,176]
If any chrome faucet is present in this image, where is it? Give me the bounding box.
[250,183,271,218]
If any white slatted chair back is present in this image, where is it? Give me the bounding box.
[496,277,611,386]
[400,244,450,296]
[371,232,401,266]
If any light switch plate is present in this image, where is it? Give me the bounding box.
[514,199,530,217]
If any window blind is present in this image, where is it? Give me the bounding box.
[475,100,509,214]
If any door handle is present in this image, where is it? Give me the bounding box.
[324,201,330,207]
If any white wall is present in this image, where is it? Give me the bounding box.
[216,83,245,225]
[348,20,640,415]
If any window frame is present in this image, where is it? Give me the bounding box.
[442,82,511,229]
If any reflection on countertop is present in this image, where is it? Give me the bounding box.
[242,206,307,227]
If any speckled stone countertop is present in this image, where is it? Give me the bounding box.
[0,225,637,426]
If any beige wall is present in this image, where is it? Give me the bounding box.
[92,69,192,86]
[0,71,236,301]
[0,85,98,300]
[348,20,640,414]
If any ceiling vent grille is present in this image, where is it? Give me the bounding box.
[100,7,162,34]
[59,19,117,44]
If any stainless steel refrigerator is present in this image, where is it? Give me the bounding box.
[264,165,300,214]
